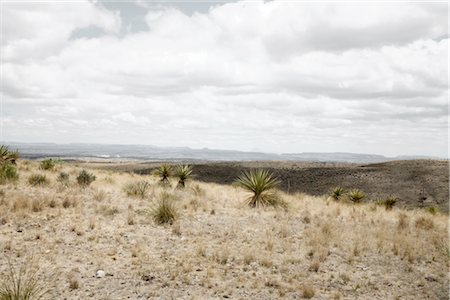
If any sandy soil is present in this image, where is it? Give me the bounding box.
[0,160,448,299]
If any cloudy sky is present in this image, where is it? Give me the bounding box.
[1,1,448,157]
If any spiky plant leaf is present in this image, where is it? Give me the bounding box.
[331,187,344,201]
[235,169,284,207]
[348,189,365,203]
[154,164,172,184]
[175,165,192,188]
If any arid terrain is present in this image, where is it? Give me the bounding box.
[87,159,449,213]
[0,160,448,299]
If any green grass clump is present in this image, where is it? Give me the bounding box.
[0,164,19,185]
[150,192,178,225]
[348,189,365,203]
[425,206,441,215]
[235,169,285,208]
[175,165,193,188]
[39,159,59,171]
[330,187,344,201]
[124,180,151,198]
[28,174,49,186]
[76,170,96,187]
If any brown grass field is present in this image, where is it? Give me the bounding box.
[0,160,448,299]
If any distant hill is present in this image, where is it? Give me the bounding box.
[6,142,441,163]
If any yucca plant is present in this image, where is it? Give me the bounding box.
[0,145,19,165]
[383,195,397,210]
[154,164,172,185]
[175,165,193,188]
[76,170,96,187]
[234,169,284,208]
[348,189,365,203]
[150,192,178,225]
[331,186,344,201]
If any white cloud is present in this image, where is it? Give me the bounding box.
[2,1,448,157]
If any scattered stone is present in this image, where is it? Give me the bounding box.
[425,276,437,282]
[95,270,106,278]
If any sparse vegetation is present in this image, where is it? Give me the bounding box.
[348,189,365,203]
[331,186,344,201]
[235,169,285,208]
[76,170,96,187]
[155,164,172,185]
[28,174,49,186]
[425,206,441,215]
[175,165,193,188]
[150,192,178,224]
[123,180,151,198]
[0,159,447,299]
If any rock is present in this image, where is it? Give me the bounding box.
[141,275,154,282]
[95,270,106,278]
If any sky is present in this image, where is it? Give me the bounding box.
[1,0,448,157]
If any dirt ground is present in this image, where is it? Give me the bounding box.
[0,160,448,299]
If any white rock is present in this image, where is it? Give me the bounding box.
[96,270,106,278]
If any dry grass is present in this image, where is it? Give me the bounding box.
[0,160,448,299]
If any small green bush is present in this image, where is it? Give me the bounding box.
[330,187,344,201]
[28,174,49,186]
[124,180,151,198]
[348,189,365,203]
[39,159,59,171]
[76,170,96,187]
[0,164,19,184]
[425,206,441,215]
[150,192,178,225]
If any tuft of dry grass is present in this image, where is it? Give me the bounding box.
[150,192,178,225]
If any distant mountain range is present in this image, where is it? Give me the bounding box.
[6,142,441,164]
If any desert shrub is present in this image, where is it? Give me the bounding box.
[0,164,19,184]
[175,165,193,188]
[150,192,178,225]
[39,159,59,171]
[0,257,53,300]
[28,174,49,186]
[124,180,151,198]
[348,189,365,203]
[154,164,172,185]
[330,187,344,201]
[235,169,285,208]
[76,170,96,187]
[425,206,441,215]
[56,172,69,185]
